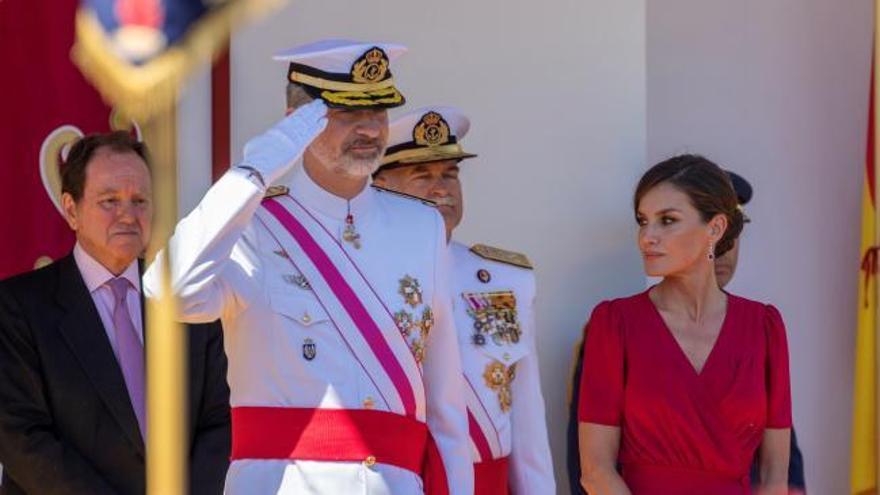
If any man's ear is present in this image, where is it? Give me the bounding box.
[61,192,78,231]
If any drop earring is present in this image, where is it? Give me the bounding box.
[708,243,715,260]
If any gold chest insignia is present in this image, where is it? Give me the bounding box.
[398,275,423,308]
[470,244,533,269]
[393,309,416,337]
[462,290,522,346]
[351,47,390,83]
[413,111,451,147]
[483,360,517,412]
[265,185,289,198]
[394,276,432,364]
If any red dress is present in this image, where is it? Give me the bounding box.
[577,290,792,494]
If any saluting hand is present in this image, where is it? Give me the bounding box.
[241,99,328,186]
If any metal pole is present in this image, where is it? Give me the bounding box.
[141,105,188,495]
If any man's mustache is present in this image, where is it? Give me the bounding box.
[343,139,384,152]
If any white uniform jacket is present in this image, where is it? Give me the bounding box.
[144,166,473,495]
[449,241,555,493]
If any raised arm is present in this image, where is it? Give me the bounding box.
[143,101,327,322]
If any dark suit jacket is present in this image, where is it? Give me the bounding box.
[0,254,231,494]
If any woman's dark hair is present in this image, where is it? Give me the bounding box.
[62,131,150,202]
[633,154,744,258]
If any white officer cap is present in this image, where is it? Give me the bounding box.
[379,106,477,171]
[273,39,407,108]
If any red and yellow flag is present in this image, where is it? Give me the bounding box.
[852,25,880,492]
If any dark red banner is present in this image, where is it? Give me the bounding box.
[0,0,115,278]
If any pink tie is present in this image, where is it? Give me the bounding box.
[107,277,146,439]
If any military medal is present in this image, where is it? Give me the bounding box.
[302,338,317,361]
[394,309,415,336]
[483,360,516,412]
[398,275,423,308]
[476,269,491,284]
[342,213,361,249]
[462,290,522,347]
[420,307,434,332]
[393,276,433,364]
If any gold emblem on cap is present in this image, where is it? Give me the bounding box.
[351,47,390,84]
[413,111,451,147]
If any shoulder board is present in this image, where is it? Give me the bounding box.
[371,185,436,206]
[264,185,289,198]
[470,243,533,269]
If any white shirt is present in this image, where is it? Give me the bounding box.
[72,243,143,357]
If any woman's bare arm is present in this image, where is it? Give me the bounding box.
[579,422,631,495]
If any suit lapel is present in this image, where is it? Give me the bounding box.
[54,255,145,456]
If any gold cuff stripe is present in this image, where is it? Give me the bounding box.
[381,144,466,165]
[291,71,396,92]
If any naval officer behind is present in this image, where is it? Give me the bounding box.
[145,41,472,494]
[373,106,555,494]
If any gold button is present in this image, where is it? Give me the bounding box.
[364,455,376,467]
[301,312,312,324]
[363,396,375,409]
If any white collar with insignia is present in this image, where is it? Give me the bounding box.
[287,163,378,222]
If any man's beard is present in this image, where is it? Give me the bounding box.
[336,152,381,178]
[312,137,384,178]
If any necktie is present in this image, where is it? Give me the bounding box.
[107,277,146,439]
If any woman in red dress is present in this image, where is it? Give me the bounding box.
[577,155,792,495]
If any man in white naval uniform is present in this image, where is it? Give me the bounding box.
[373,106,555,493]
[144,41,472,495]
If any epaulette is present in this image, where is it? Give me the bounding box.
[470,243,533,269]
[371,185,436,206]
[264,185,289,198]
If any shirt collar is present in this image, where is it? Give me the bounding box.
[288,163,376,221]
[73,243,141,294]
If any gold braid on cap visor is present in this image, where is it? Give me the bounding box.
[320,87,403,106]
[289,70,397,92]
[381,143,468,165]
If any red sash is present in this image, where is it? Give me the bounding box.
[474,456,509,495]
[231,407,449,495]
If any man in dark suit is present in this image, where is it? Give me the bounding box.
[0,132,231,494]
